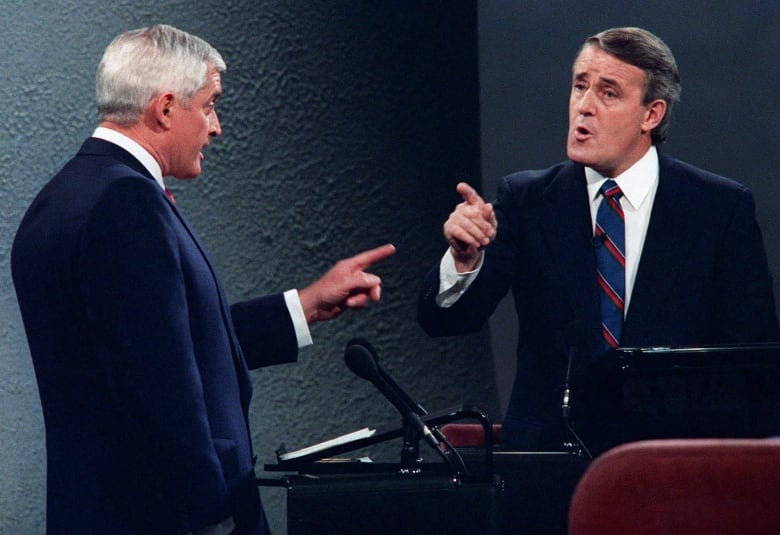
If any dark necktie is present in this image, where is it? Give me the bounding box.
[595,180,625,349]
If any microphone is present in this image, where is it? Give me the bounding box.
[562,361,573,419]
[561,321,584,419]
[344,339,439,449]
[592,233,606,248]
[561,321,592,458]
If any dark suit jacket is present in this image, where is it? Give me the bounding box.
[419,152,779,453]
[12,138,297,534]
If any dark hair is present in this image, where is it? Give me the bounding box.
[581,27,681,144]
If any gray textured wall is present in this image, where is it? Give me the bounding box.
[0,2,491,533]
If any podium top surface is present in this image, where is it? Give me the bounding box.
[616,342,780,373]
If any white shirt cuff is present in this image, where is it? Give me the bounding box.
[284,289,313,348]
[436,249,482,308]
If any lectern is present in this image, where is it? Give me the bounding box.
[263,406,503,535]
[615,342,780,441]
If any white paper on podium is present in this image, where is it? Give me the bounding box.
[278,427,377,462]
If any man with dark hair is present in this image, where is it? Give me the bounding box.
[418,27,778,455]
[12,25,394,534]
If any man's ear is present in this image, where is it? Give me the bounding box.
[641,99,666,134]
[152,92,176,129]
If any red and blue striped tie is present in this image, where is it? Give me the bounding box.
[595,180,625,350]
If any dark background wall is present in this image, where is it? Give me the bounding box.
[0,1,777,534]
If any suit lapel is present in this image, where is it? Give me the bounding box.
[164,196,254,397]
[539,163,602,340]
[623,153,688,341]
[155,180,255,408]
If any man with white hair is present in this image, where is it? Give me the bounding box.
[12,24,394,534]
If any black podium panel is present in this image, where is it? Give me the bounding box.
[616,343,780,442]
[286,473,500,535]
[493,452,589,535]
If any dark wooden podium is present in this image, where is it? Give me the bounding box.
[283,471,501,535]
[264,451,589,535]
[262,404,588,535]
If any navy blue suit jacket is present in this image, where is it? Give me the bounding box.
[12,138,297,534]
[419,152,779,453]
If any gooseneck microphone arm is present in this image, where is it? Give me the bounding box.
[378,362,429,417]
[344,340,438,449]
[369,343,463,467]
[344,339,467,474]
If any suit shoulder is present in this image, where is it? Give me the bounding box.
[50,150,162,204]
[495,161,582,204]
[499,160,578,188]
[661,153,750,196]
[16,151,169,250]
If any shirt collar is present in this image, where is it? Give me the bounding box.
[92,126,166,191]
[585,145,659,210]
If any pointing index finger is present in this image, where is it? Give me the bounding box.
[351,243,396,269]
[456,182,483,206]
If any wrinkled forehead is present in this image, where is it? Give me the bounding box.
[572,44,647,86]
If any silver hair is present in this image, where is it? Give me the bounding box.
[96,24,226,126]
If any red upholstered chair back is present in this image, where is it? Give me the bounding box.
[568,439,780,535]
[439,423,502,448]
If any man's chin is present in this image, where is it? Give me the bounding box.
[566,145,592,167]
[174,167,201,180]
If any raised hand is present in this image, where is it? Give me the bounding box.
[298,243,396,324]
[443,182,497,272]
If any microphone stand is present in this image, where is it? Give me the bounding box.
[561,328,593,460]
[400,413,426,473]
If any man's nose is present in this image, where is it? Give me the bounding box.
[210,112,222,137]
[577,89,596,115]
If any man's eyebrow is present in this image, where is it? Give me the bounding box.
[596,76,622,89]
[572,71,622,88]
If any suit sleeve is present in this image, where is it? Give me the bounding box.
[418,177,519,336]
[78,178,232,531]
[712,187,780,342]
[230,294,298,369]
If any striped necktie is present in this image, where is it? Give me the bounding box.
[595,180,625,350]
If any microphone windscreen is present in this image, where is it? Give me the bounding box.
[344,341,380,381]
[346,337,378,356]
